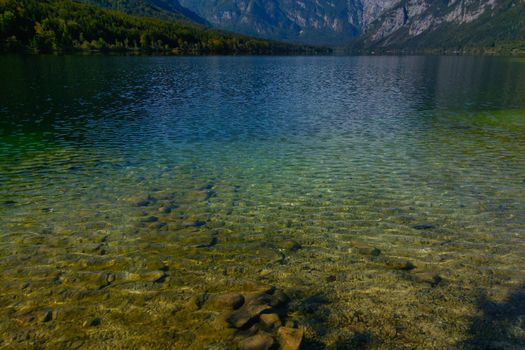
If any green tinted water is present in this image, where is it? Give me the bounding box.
[0,55,524,349]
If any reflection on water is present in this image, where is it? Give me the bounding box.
[0,55,524,349]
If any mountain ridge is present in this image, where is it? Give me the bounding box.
[4,0,523,53]
[353,0,525,53]
[176,0,525,51]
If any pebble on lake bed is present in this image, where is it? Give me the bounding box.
[238,332,274,350]
[259,313,281,329]
[141,216,159,223]
[278,326,303,350]
[381,258,416,271]
[352,242,381,256]
[126,193,155,207]
[227,303,271,329]
[276,239,302,252]
[412,271,443,287]
[206,293,245,310]
[326,275,337,282]
[39,310,56,323]
[412,224,435,230]
[224,287,292,330]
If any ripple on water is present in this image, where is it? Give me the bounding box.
[0,55,525,349]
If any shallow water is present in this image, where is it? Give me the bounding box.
[0,55,524,349]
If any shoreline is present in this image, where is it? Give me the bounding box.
[1,50,524,58]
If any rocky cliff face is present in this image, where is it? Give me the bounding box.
[361,0,500,47]
[178,0,401,44]
[178,0,524,49]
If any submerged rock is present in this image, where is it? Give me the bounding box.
[351,242,381,256]
[39,310,56,323]
[196,235,218,248]
[152,271,168,283]
[413,271,442,287]
[152,191,176,201]
[188,233,218,248]
[207,293,245,310]
[276,239,302,252]
[227,303,271,329]
[89,317,101,327]
[205,190,217,201]
[278,327,303,350]
[238,332,274,350]
[155,222,167,230]
[326,275,337,282]
[98,272,116,289]
[193,220,207,227]
[226,287,286,328]
[269,289,290,308]
[412,224,435,230]
[199,183,214,191]
[141,216,159,223]
[381,258,416,271]
[194,292,209,309]
[259,313,281,329]
[158,206,173,214]
[126,194,155,207]
[299,294,330,314]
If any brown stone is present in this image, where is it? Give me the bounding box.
[207,293,245,310]
[352,242,381,256]
[259,313,281,329]
[227,303,271,328]
[238,333,274,350]
[413,271,442,287]
[125,193,154,207]
[276,239,302,252]
[278,327,303,350]
[382,258,415,271]
[269,289,290,308]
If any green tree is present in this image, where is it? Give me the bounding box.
[32,22,57,53]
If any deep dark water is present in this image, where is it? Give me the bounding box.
[0,55,524,349]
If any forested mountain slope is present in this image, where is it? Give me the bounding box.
[77,0,208,25]
[0,0,329,54]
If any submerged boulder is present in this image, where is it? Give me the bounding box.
[207,293,245,310]
[278,327,303,350]
[227,303,271,329]
[259,313,281,329]
[238,332,274,350]
[412,224,435,230]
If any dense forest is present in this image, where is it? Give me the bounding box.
[0,0,330,54]
[76,0,208,25]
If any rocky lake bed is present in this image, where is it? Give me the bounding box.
[1,55,524,349]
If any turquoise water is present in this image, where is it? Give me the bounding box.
[0,55,524,349]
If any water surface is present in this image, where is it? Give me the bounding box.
[0,55,524,349]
